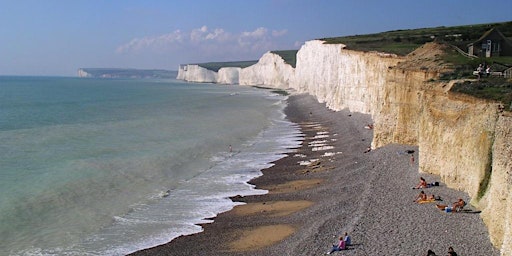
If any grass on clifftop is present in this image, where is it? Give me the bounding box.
[320,21,512,56]
[451,77,512,111]
[195,50,298,71]
[270,50,298,68]
[197,61,258,72]
[321,21,512,110]
[189,21,512,110]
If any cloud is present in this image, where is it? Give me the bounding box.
[116,26,289,60]
[272,29,288,37]
[116,30,185,53]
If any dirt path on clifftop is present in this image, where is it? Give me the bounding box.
[397,42,455,73]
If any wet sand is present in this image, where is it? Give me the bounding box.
[130,93,498,256]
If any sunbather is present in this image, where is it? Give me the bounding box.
[415,191,440,203]
[436,198,465,212]
[414,190,427,202]
[414,177,428,189]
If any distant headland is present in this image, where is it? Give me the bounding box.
[77,68,177,79]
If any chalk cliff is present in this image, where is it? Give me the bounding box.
[176,65,218,83]
[177,40,512,255]
[77,69,91,78]
[217,67,241,84]
[239,52,294,89]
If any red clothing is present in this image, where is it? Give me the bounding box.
[337,239,346,250]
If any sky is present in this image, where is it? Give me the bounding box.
[1,0,511,76]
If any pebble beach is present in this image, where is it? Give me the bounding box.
[130,93,498,256]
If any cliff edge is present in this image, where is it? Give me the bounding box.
[177,41,512,255]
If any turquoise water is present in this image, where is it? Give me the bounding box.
[0,76,301,255]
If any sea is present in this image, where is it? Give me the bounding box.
[0,76,302,255]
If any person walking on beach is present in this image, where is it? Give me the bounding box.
[326,236,345,254]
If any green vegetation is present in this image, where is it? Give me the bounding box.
[271,50,298,68]
[197,61,258,72]
[451,77,512,110]
[320,21,512,56]
[321,20,512,109]
[195,50,299,71]
[189,21,512,110]
[477,149,494,201]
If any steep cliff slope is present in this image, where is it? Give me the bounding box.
[176,41,512,255]
[176,65,218,83]
[239,52,294,88]
[292,40,403,114]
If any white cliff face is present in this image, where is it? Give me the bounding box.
[293,40,402,113]
[292,41,512,254]
[177,52,294,88]
[176,41,512,254]
[77,69,91,78]
[217,67,241,84]
[176,65,218,83]
[239,52,294,88]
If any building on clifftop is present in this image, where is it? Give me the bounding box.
[467,28,512,57]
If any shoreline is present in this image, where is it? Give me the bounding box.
[130,94,498,255]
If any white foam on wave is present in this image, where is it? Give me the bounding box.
[313,134,329,139]
[298,159,319,166]
[312,145,335,151]
[309,140,327,145]
[322,151,342,157]
[4,84,305,256]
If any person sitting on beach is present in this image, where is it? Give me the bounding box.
[326,236,345,254]
[436,199,465,212]
[414,190,428,202]
[414,177,428,189]
[343,232,351,246]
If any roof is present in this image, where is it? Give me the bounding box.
[468,28,512,47]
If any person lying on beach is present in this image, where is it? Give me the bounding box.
[436,199,466,212]
[415,191,441,203]
[326,236,345,254]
